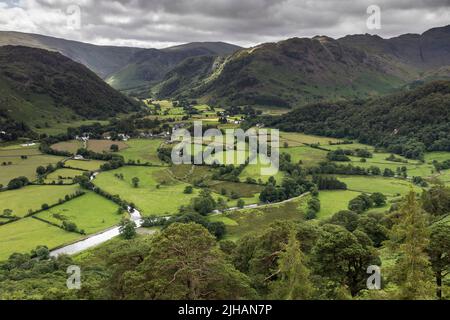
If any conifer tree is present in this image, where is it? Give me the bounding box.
[269,230,314,300]
[387,191,434,299]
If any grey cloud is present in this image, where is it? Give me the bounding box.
[1,0,449,48]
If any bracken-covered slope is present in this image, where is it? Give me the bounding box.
[265,80,450,158]
[0,46,140,130]
[155,25,450,108]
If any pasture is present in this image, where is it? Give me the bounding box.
[118,139,165,164]
[64,159,106,171]
[0,185,81,217]
[317,190,362,219]
[93,166,199,216]
[35,192,121,234]
[336,176,422,196]
[51,140,83,154]
[0,154,66,186]
[216,195,308,241]
[86,140,128,153]
[281,146,328,167]
[0,217,82,260]
[45,168,84,184]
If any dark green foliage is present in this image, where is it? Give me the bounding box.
[311,224,380,297]
[0,46,140,125]
[267,81,450,159]
[421,185,450,217]
[7,176,29,190]
[348,194,374,214]
[119,219,137,240]
[313,176,347,190]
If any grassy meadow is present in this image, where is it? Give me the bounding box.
[0,185,81,217]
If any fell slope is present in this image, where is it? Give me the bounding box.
[0,46,140,130]
[155,25,450,108]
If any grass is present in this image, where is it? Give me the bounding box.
[424,152,450,163]
[281,146,328,167]
[336,176,422,197]
[34,120,109,136]
[51,140,83,154]
[0,154,66,186]
[208,181,262,198]
[239,155,285,184]
[339,152,435,177]
[35,192,121,234]
[118,139,165,164]
[217,195,308,241]
[318,190,362,219]
[93,166,199,216]
[280,132,343,147]
[0,185,81,217]
[0,217,82,261]
[44,168,84,184]
[0,143,42,156]
[87,140,128,153]
[64,159,106,171]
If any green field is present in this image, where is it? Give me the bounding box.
[0,143,42,156]
[336,176,422,196]
[424,152,450,163]
[0,185,81,217]
[217,195,308,241]
[64,159,106,171]
[34,120,109,136]
[118,139,165,164]
[51,140,83,154]
[280,132,343,147]
[45,168,84,184]
[318,190,362,219]
[35,192,121,234]
[93,166,199,216]
[0,153,66,186]
[0,217,82,260]
[239,154,285,184]
[281,146,328,166]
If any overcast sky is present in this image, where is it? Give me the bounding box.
[0,0,449,48]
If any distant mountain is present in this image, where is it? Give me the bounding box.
[0,46,140,130]
[0,31,241,91]
[105,42,241,94]
[154,25,450,108]
[0,31,144,78]
[265,80,450,159]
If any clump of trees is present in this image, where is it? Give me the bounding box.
[7,176,29,190]
[348,193,386,214]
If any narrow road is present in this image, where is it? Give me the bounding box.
[50,207,144,257]
[50,170,310,257]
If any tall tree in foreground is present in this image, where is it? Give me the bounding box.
[122,223,255,300]
[427,223,450,300]
[387,191,434,300]
[268,230,314,300]
[311,224,379,297]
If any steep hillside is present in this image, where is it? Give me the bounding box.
[0,46,140,130]
[265,80,450,159]
[105,42,241,94]
[156,36,414,107]
[155,25,450,108]
[0,31,144,78]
